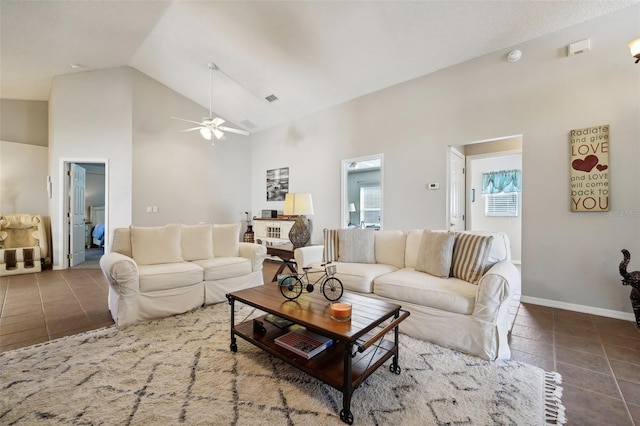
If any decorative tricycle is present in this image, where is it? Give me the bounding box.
[278,262,344,301]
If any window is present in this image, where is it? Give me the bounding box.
[360,185,381,227]
[485,193,519,217]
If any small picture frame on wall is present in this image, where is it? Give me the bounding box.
[266,167,289,201]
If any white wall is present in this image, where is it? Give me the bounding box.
[0,141,48,215]
[49,67,133,269]
[250,6,640,316]
[468,154,522,261]
[131,69,252,226]
[0,99,48,147]
[49,67,253,268]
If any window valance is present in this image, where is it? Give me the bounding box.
[481,169,522,194]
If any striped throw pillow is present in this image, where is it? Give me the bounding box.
[451,233,494,284]
[323,229,339,262]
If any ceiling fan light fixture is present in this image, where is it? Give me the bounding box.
[171,62,250,143]
[200,127,212,140]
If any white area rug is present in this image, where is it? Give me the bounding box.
[0,303,565,425]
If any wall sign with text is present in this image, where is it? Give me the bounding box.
[570,125,609,212]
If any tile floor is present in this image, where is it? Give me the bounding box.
[1,260,639,425]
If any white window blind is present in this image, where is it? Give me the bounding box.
[485,193,519,217]
[360,185,381,226]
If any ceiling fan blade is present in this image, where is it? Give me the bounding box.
[180,126,204,132]
[219,126,250,136]
[171,117,205,126]
[212,129,225,140]
[212,117,226,126]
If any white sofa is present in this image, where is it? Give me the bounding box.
[295,229,521,360]
[100,223,266,327]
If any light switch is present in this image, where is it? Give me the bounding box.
[427,183,440,190]
[152,206,159,213]
[146,206,152,213]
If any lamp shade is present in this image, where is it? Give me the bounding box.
[348,203,356,213]
[284,193,314,216]
[629,38,640,61]
[629,39,640,56]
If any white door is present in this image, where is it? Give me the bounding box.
[448,147,466,231]
[70,164,86,266]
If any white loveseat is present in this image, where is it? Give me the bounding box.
[100,223,266,327]
[295,229,521,360]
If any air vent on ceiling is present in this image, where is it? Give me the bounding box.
[265,94,278,103]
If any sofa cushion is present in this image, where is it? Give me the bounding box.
[316,262,397,293]
[374,269,477,315]
[213,224,240,257]
[415,231,455,278]
[138,262,203,292]
[374,230,406,269]
[451,233,494,284]
[404,229,423,269]
[337,229,375,263]
[111,228,132,258]
[181,224,214,261]
[131,224,183,265]
[194,257,253,281]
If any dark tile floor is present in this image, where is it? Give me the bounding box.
[1,260,639,425]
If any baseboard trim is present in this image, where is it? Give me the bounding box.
[520,296,636,322]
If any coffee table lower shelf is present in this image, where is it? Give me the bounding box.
[231,315,399,424]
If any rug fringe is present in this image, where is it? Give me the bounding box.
[544,371,567,425]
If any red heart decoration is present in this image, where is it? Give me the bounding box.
[596,164,608,171]
[572,155,599,173]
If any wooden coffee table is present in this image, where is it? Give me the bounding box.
[226,284,409,424]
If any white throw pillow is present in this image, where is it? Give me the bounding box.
[181,224,214,261]
[130,224,183,265]
[213,223,240,257]
[415,231,455,278]
[337,229,375,264]
[374,230,406,269]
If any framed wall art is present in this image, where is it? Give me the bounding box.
[266,167,289,201]
[570,124,609,212]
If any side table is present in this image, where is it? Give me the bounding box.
[266,244,297,282]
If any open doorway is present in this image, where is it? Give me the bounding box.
[448,136,522,265]
[63,161,107,269]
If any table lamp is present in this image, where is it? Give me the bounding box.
[348,203,356,225]
[284,193,314,248]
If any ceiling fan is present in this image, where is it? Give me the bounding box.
[171,63,250,143]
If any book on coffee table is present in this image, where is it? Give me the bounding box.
[264,314,294,329]
[274,329,333,359]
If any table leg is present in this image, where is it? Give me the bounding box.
[340,341,354,424]
[226,294,237,352]
[390,311,401,375]
[271,259,298,282]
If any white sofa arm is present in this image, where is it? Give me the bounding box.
[294,245,324,268]
[239,242,267,272]
[99,252,140,295]
[472,261,520,323]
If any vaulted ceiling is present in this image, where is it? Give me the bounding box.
[1,1,636,134]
